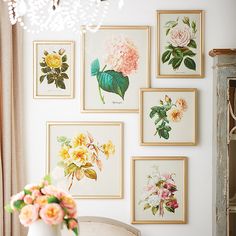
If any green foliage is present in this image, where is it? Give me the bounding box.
[84,169,97,180]
[91,58,100,76]
[165,206,175,213]
[57,136,71,146]
[187,39,197,49]
[72,228,78,236]
[5,204,14,213]
[151,206,159,216]
[47,196,60,204]
[44,174,52,185]
[184,57,196,70]
[13,200,25,210]
[144,203,151,210]
[65,163,78,176]
[162,51,172,63]
[24,189,32,195]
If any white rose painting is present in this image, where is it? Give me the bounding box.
[157,10,204,78]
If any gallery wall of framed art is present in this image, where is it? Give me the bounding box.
[22,0,218,235]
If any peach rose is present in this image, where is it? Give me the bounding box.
[41,185,62,199]
[19,205,39,227]
[60,195,77,218]
[68,219,78,230]
[34,196,49,207]
[167,108,183,122]
[176,98,188,112]
[39,203,64,225]
[169,26,191,47]
[24,195,34,205]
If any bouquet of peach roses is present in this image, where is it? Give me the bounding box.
[5,176,78,236]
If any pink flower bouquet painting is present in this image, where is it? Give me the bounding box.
[157,10,204,78]
[140,88,197,146]
[82,26,150,112]
[131,157,187,224]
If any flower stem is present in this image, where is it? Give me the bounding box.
[68,172,75,191]
[98,85,105,104]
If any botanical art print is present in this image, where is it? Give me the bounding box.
[150,95,188,140]
[140,88,197,145]
[162,16,198,71]
[47,122,123,198]
[34,41,74,98]
[82,26,150,112]
[131,157,187,224]
[139,166,179,217]
[39,48,69,90]
[157,10,203,78]
[57,132,115,191]
[91,36,139,104]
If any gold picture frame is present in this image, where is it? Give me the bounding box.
[131,156,188,224]
[140,88,197,146]
[46,121,123,199]
[156,10,204,78]
[33,40,75,99]
[81,25,151,113]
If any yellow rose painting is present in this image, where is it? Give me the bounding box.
[39,48,69,89]
[57,133,116,191]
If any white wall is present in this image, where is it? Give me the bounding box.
[22,0,236,236]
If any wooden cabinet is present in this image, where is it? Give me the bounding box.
[210,49,236,236]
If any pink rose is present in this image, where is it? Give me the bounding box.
[166,199,179,209]
[60,195,77,218]
[19,205,39,227]
[32,190,42,198]
[144,184,157,194]
[159,189,171,200]
[41,185,62,199]
[169,26,191,47]
[163,183,177,192]
[24,195,34,204]
[39,203,64,225]
[68,219,78,230]
[10,191,25,210]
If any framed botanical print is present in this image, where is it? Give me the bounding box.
[157,10,204,78]
[81,26,151,113]
[33,41,75,98]
[131,156,187,224]
[140,88,197,146]
[46,121,123,199]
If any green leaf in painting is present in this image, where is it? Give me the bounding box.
[60,73,69,79]
[165,206,175,213]
[61,63,69,72]
[84,169,97,180]
[184,57,196,70]
[56,79,66,89]
[183,50,196,57]
[97,70,129,100]
[40,62,47,67]
[62,55,67,62]
[173,48,183,58]
[166,28,171,36]
[40,75,46,83]
[151,206,159,215]
[41,67,51,73]
[144,203,151,210]
[172,57,183,69]
[162,50,172,63]
[187,39,197,49]
[47,75,54,84]
[91,59,100,76]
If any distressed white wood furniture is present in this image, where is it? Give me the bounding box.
[210,49,236,236]
[77,216,141,236]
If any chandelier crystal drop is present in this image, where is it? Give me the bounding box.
[3,0,123,33]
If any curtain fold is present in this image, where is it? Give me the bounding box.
[0,1,26,235]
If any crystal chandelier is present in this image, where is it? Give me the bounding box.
[3,0,124,33]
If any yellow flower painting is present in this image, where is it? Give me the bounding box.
[57,133,116,191]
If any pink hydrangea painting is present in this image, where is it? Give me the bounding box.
[91,36,139,104]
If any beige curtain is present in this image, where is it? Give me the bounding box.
[0,2,26,236]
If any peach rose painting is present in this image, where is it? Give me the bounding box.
[140,88,197,146]
[82,26,150,112]
[33,41,74,98]
[157,11,204,78]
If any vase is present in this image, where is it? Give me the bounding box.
[27,220,62,236]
